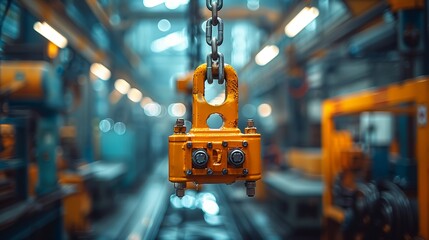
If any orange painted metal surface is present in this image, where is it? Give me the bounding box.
[29,164,92,233]
[169,64,261,187]
[0,61,46,99]
[388,0,424,11]
[322,78,429,238]
[59,173,92,233]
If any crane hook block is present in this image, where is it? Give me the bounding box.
[169,64,261,198]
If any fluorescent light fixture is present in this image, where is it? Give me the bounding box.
[158,19,171,32]
[151,30,187,52]
[144,102,161,117]
[143,0,164,8]
[33,21,68,48]
[90,63,111,80]
[165,0,180,9]
[168,103,186,117]
[127,88,143,102]
[258,103,272,118]
[284,6,319,37]
[143,0,188,8]
[255,45,279,66]
[114,79,131,94]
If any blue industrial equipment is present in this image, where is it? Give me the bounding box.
[0,61,66,239]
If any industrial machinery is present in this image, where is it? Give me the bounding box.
[169,0,261,197]
[322,78,429,239]
[169,64,262,197]
[0,60,67,239]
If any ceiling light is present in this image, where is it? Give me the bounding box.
[99,119,112,133]
[255,45,279,66]
[113,122,126,135]
[114,79,131,94]
[165,0,180,9]
[90,63,111,80]
[247,0,259,11]
[127,88,143,102]
[168,103,186,117]
[151,31,186,52]
[143,0,164,8]
[158,19,171,32]
[258,103,272,118]
[144,102,161,117]
[140,97,153,108]
[33,21,68,48]
[284,6,319,38]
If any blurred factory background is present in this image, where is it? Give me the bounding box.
[0,0,429,239]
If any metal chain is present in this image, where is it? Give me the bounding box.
[205,0,224,84]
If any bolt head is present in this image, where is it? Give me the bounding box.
[176,118,185,126]
[243,169,249,175]
[195,153,207,164]
[186,142,192,149]
[185,169,192,175]
[207,168,213,175]
[246,188,255,197]
[222,168,228,175]
[192,149,209,168]
[222,141,228,147]
[207,142,213,149]
[176,188,185,198]
[232,152,243,162]
[242,141,248,147]
[228,149,245,166]
[247,119,255,128]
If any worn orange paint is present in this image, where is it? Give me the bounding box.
[169,64,261,185]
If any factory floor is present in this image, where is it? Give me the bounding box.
[90,160,320,240]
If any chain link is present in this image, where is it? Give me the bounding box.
[206,0,223,11]
[205,0,224,84]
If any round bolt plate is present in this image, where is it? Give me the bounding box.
[228,148,245,166]
[192,149,209,168]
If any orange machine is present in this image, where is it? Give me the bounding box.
[169,64,262,197]
[1,61,92,236]
[322,78,429,239]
